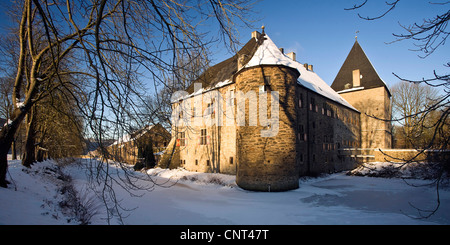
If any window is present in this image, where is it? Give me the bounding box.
[230,157,234,165]
[200,129,207,145]
[310,98,318,112]
[310,98,315,111]
[259,85,266,93]
[229,89,236,105]
[195,159,198,165]
[298,124,306,141]
[205,102,215,119]
[299,93,303,108]
[206,160,210,166]
[178,132,186,146]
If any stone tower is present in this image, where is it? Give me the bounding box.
[331,39,392,149]
[234,32,300,191]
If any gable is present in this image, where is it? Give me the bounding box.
[331,40,390,96]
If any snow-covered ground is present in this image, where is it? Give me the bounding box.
[1,157,449,225]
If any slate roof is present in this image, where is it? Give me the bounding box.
[331,40,391,96]
[185,37,258,94]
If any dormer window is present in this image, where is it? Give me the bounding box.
[352,69,361,87]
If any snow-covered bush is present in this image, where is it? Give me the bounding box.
[348,162,448,180]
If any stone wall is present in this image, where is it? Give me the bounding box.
[338,148,450,164]
[339,86,392,149]
[296,87,361,176]
[373,149,450,163]
[174,83,237,174]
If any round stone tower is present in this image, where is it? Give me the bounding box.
[234,64,300,191]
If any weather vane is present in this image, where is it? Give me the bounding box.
[355,30,359,40]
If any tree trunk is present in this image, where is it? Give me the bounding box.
[22,108,36,168]
[0,126,18,188]
[0,144,10,188]
[11,140,17,160]
[0,108,29,187]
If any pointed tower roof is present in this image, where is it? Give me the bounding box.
[331,40,390,96]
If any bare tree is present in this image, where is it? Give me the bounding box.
[0,0,255,223]
[347,0,450,218]
[142,49,210,131]
[391,81,440,149]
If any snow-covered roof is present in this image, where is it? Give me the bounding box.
[243,34,298,69]
[337,86,365,94]
[295,62,358,111]
[171,79,232,103]
[179,32,358,111]
[243,33,358,111]
[111,125,155,146]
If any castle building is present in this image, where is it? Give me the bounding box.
[169,30,361,191]
[331,39,392,149]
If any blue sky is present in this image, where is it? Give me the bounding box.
[0,1,447,91]
[212,0,449,90]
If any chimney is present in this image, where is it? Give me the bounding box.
[303,63,313,72]
[352,69,361,87]
[252,31,261,40]
[279,48,284,54]
[287,52,296,61]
